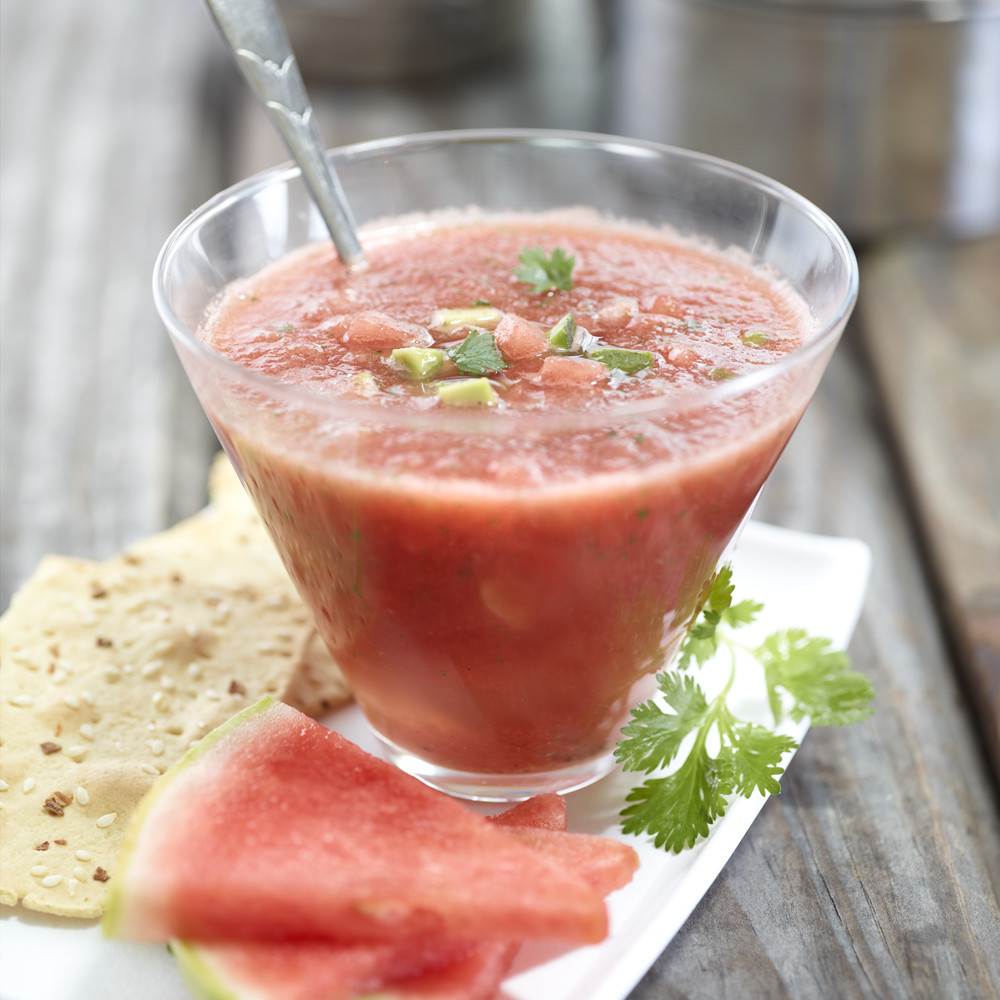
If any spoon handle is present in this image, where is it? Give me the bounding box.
[203,0,365,267]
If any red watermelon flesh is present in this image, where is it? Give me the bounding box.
[498,827,639,899]
[167,798,567,1000]
[104,698,608,947]
[488,792,567,831]
[170,936,518,1000]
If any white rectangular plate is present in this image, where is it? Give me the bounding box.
[0,521,871,1000]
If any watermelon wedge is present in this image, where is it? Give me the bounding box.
[166,798,589,1000]
[104,698,612,947]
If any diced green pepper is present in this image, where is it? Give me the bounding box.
[392,347,446,380]
[435,377,499,407]
[547,313,577,351]
[432,306,503,331]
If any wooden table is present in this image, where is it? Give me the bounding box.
[2,1,998,997]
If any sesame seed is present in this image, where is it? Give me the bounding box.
[81,691,95,706]
[66,877,79,896]
[153,639,174,655]
[147,739,165,756]
[96,813,117,828]
[22,778,36,793]
[73,866,89,881]
[66,746,88,761]
[152,691,169,711]
[75,850,92,861]
[30,866,50,878]
[141,659,163,678]
[64,694,80,709]
[122,663,134,674]
[187,662,203,680]
[159,675,175,691]
[0,780,7,791]
[103,666,122,683]
[79,724,95,740]
[9,695,36,707]
[204,689,221,701]
[51,669,68,685]
[185,623,199,637]
[165,722,184,735]
[12,650,32,664]
[75,787,90,805]
[41,875,64,887]
[139,763,161,775]
[257,641,279,654]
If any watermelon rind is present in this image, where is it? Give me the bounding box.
[102,697,280,939]
[170,940,245,1000]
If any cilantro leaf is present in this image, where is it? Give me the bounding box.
[621,744,734,853]
[757,629,875,727]
[676,615,723,671]
[729,722,798,797]
[616,562,874,854]
[675,567,734,670]
[446,329,508,377]
[513,246,575,294]
[615,673,707,774]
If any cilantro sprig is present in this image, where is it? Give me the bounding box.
[446,329,508,377]
[615,566,874,853]
[514,246,575,294]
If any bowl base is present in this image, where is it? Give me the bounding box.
[370,727,618,802]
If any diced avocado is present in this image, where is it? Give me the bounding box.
[432,306,503,331]
[435,377,499,407]
[547,313,577,351]
[391,346,446,380]
[587,347,655,374]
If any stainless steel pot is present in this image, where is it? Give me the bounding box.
[605,0,1000,240]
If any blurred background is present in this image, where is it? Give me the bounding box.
[2,2,999,993]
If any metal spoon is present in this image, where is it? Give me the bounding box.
[203,0,365,269]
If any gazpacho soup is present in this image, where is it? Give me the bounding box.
[197,209,821,794]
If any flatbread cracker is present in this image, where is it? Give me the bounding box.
[0,456,351,918]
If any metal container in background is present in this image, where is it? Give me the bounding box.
[605,0,1000,241]
[277,0,528,82]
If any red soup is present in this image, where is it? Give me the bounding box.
[200,212,817,787]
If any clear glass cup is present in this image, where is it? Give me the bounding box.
[154,129,857,800]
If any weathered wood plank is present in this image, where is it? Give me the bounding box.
[859,235,1000,780]
[0,0,228,609]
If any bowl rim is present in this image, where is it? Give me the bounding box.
[153,127,858,434]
